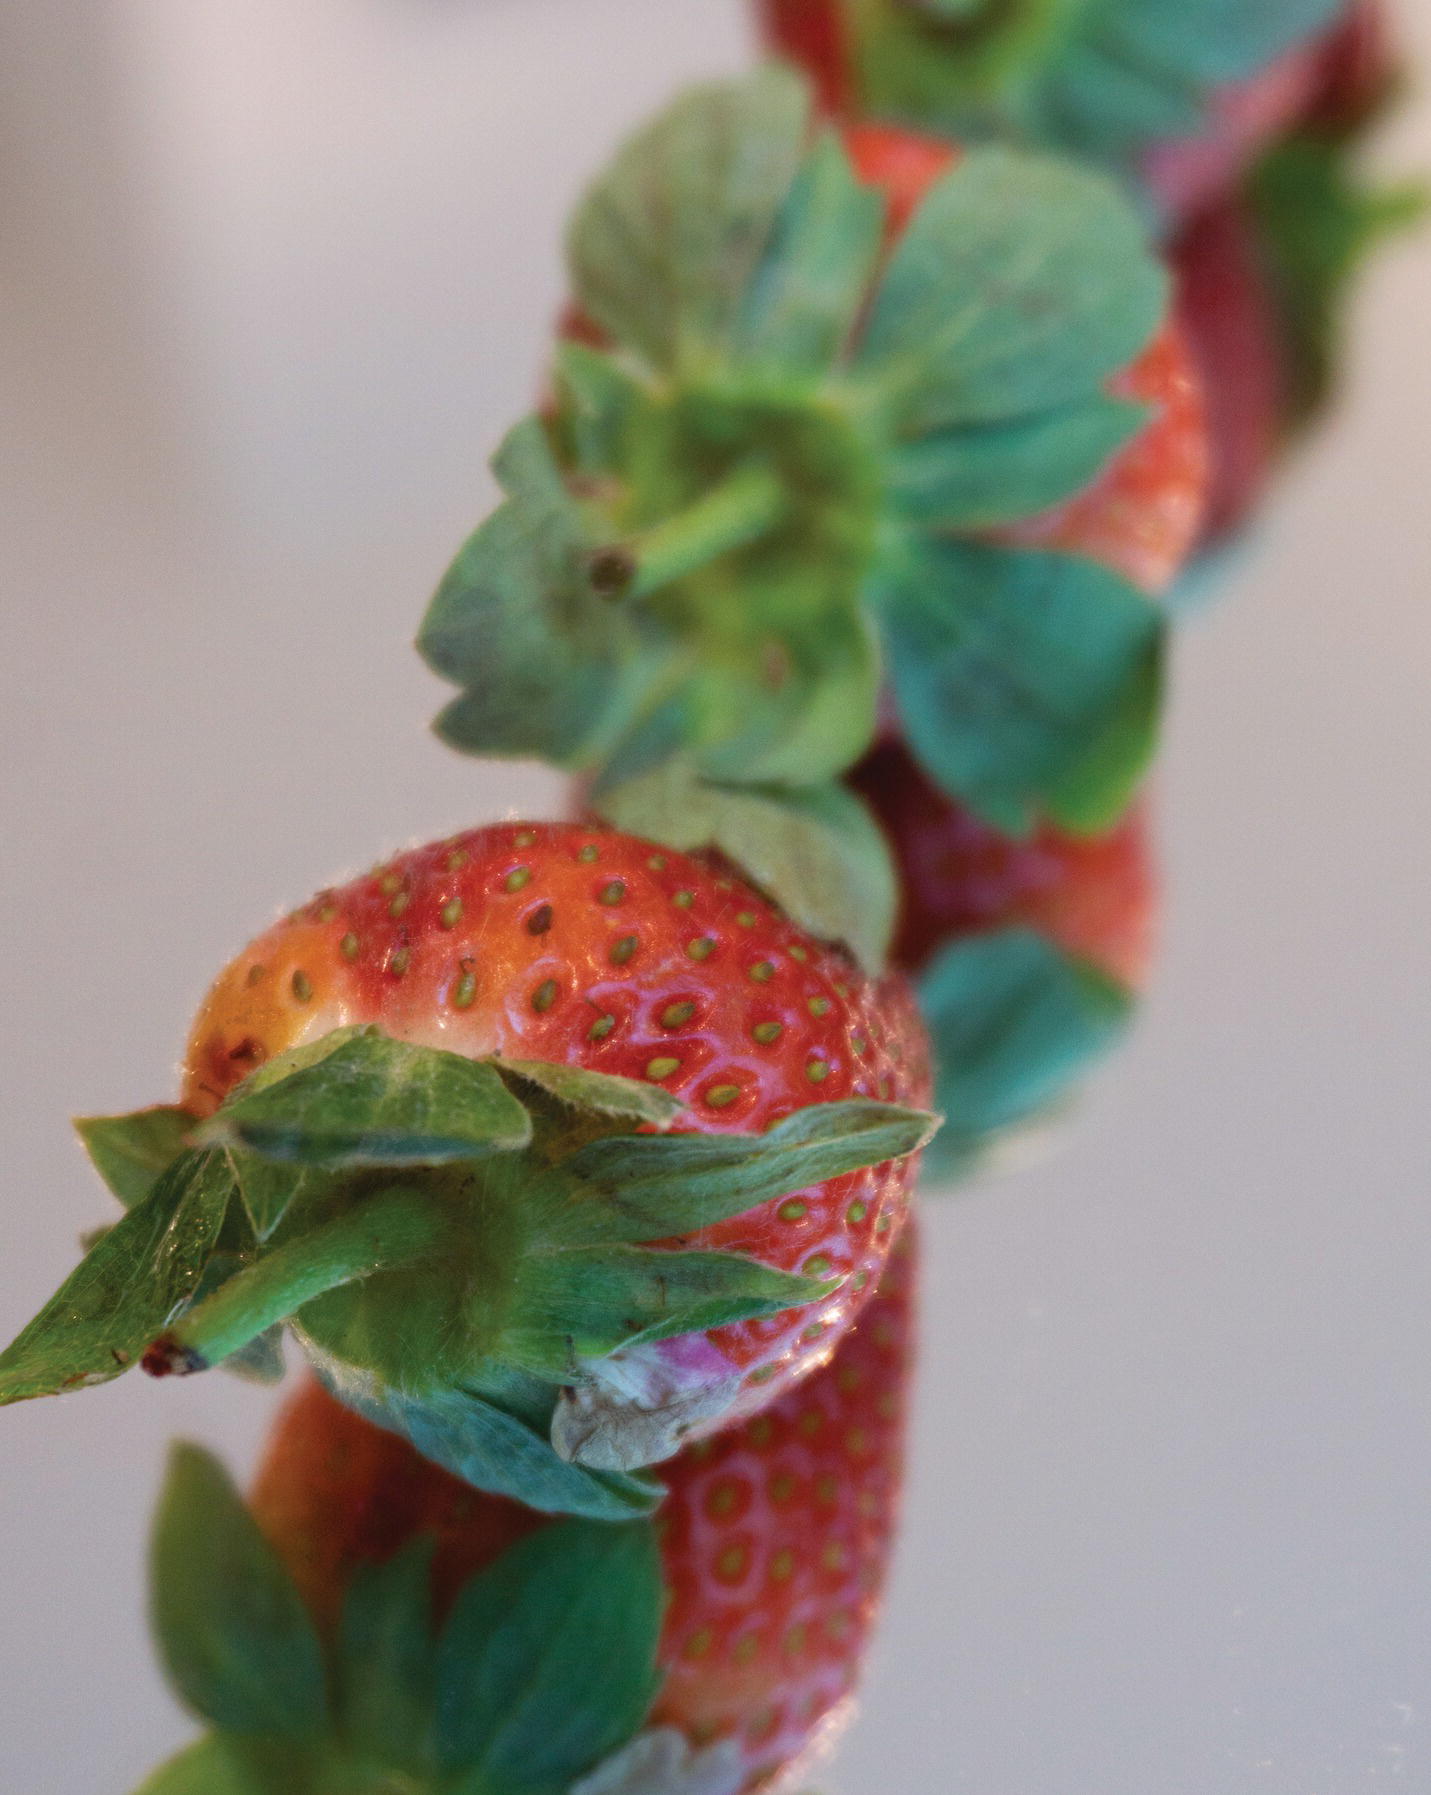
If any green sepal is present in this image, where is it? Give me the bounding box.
[506,1246,832,1377]
[191,1030,535,1172]
[150,1443,328,1738]
[323,1368,664,1522]
[0,1150,234,1405]
[567,64,810,370]
[592,757,898,969]
[856,145,1167,432]
[418,418,650,770]
[732,127,886,373]
[130,1737,285,1795]
[888,396,1150,530]
[434,1520,662,1789]
[555,1100,939,1246]
[74,1106,194,1209]
[1248,134,1428,429]
[334,1540,440,1776]
[838,0,1344,180]
[219,1325,287,1385]
[882,539,1163,834]
[919,926,1133,1182]
[490,1057,684,1132]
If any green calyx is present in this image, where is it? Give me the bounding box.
[828,0,1345,191]
[917,925,1132,1183]
[419,66,1171,865]
[1,1027,935,1507]
[136,1442,694,1795]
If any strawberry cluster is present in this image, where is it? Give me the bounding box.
[1,5,1413,1793]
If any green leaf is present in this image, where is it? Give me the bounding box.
[888,396,1149,530]
[129,1736,286,1795]
[435,1520,662,1786]
[192,1032,534,1170]
[567,67,812,371]
[150,1443,328,1738]
[593,758,898,970]
[1099,0,1344,95]
[882,538,1163,834]
[491,1060,684,1132]
[0,1150,233,1405]
[857,147,1166,432]
[419,418,650,770]
[556,1100,938,1246]
[335,1540,439,1773]
[733,128,885,374]
[509,1246,831,1374]
[919,927,1132,1182]
[1249,135,1428,428]
[74,1106,194,1209]
[324,1371,664,1522]
[220,1325,287,1385]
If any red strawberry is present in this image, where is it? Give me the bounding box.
[845,120,1209,596]
[848,739,1156,987]
[178,820,930,1461]
[1170,199,1289,548]
[251,1229,917,1793]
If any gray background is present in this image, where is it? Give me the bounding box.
[2,3,1428,1790]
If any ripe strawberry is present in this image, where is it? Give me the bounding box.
[845,120,1208,596]
[848,739,1156,987]
[247,1231,917,1794]
[0,820,932,1511]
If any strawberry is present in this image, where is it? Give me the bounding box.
[423,70,1176,849]
[845,121,1209,596]
[757,0,1354,224]
[0,821,933,1513]
[848,739,1156,987]
[847,738,1151,1179]
[224,1229,916,1795]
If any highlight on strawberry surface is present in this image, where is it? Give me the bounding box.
[0,2,1417,1791]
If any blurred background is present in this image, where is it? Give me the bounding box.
[1,2,1428,1790]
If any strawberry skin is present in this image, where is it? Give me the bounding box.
[183,820,929,1441]
[846,121,1208,596]
[251,1230,917,1793]
[849,738,1157,987]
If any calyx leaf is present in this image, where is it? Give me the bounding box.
[422,69,1172,850]
[919,926,1132,1182]
[150,1443,328,1738]
[74,1106,194,1209]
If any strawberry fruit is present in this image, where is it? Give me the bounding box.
[0,822,933,1515]
[136,1233,917,1795]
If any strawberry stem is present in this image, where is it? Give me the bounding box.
[142,1187,444,1377]
[587,459,787,601]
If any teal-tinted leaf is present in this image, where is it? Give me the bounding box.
[509,1247,829,1374]
[321,1370,663,1522]
[221,1325,287,1385]
[1045,37,1206,149]
[129,1736,287,1795]
[882,538,1164,834]
[491,1060,683,1132]
[733,129,885,374]
[1098,0,1343,94]
[150,1443,328,1738]
[557,1100,938,1246]
[553,342,650,477]
[74,1107,194,1210]
[888,396,1149,529]
[336,1540,439,1772]
[567,67,811,370]
[435,1520,662,1785]
[419,419,647,770]
[857,147,1166,431]
[193,1033,533,1170]
[0,1150,233,1405]
[594,758,898,969]
[919,927,1132,1182]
